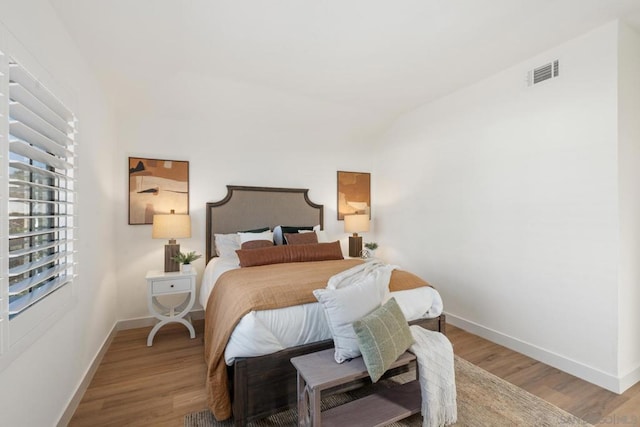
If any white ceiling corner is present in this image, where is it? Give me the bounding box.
[49,0,640,125]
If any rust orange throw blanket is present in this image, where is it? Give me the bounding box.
[204,259,429,421]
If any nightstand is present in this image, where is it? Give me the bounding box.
[146,269,197,346]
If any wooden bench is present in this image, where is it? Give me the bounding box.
[290,348,421,427]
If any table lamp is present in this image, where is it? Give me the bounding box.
[344,214,370,258]
[152,209,191,272]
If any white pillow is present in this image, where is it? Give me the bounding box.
[238,230,274,244]
[214,233,241,258]
[273,226,284,245]
[313,279,388,363]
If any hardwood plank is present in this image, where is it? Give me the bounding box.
[69,321,640,426]
[69,321,206,427]
[446,325,634,425]
[595,389,640,427]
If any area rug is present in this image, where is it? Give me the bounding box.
[185,355,591,427]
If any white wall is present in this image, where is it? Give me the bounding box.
[114,73,379,319]
[0,1,118,425]
[617,22,640,390]
[375,22,627,391]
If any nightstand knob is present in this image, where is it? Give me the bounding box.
[170,284,174,288]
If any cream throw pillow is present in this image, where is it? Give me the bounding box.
[313,279,388,363]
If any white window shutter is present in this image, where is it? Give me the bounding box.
[0,49,7,355]
[2,53,77,321]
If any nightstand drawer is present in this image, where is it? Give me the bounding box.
[152,277,192,294]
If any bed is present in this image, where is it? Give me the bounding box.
[203,185,446,426]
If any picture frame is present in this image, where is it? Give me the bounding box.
[337,171,371,220]
[128,157,189,225]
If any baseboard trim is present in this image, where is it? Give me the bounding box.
[620,362,640,393]
[445,312,629,394]
[57,321,118,427]
[57,309,205,425]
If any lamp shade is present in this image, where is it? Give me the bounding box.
[152,213,191,240]
[344,214,370,234]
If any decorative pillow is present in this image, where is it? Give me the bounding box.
[353,297,414,382]
[284,231,318,245]
[281,225,314,234]
[238,230,274,245]
[272,226,284,245]
[236,241,343,267]
[241,240,274,250]
[313,278,388,363]
[214,233,241,258]
[300,229,330,243]
[273,225,315,245]
[238,226,270,233]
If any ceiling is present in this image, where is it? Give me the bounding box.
[50,0,640,123]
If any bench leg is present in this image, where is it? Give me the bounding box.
[298,372,309,426]
[310,388,321,426]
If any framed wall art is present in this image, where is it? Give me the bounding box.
[337,171,371,220]
[128,157,189,225]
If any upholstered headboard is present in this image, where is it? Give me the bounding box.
[206,185,324,262]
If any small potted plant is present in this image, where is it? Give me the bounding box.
[362,242,378,258]
[172,251,202,272]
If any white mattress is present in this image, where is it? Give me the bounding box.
[200,257,444,365]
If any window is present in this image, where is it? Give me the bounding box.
[0,50,77,356]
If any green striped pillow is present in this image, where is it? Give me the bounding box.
[352,297,414,382]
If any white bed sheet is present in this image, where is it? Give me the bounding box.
[200,257,444,365]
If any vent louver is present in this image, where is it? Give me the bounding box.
[528,60,559,86]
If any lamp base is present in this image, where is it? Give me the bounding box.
[165,242,180,272]
[348,235,363,258]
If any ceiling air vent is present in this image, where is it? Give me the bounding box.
[527,60,559,86]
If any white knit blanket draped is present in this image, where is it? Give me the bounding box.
[409,325,457,427]
[326,259,396,290]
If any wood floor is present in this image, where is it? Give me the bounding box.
[69,320,640,427]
